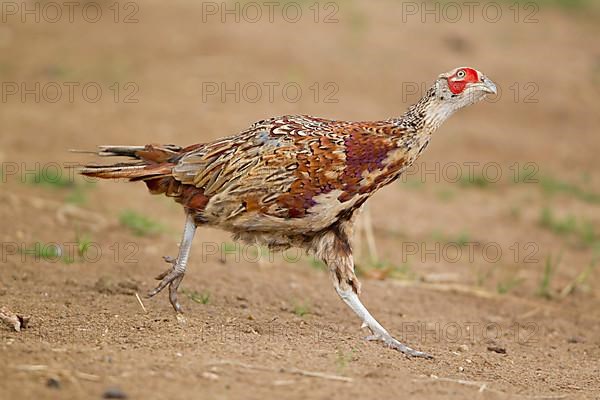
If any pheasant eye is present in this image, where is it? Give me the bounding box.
[456,70,466,79]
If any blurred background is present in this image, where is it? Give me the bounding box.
[1,0,599,398]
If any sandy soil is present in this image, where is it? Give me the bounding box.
[1,1,599,398]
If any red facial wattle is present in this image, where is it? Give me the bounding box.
[448,68,479,95]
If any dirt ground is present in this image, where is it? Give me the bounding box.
[1,0,599,398]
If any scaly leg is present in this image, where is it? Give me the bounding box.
[147,213,196,312]
[336,287,432,358]
[315,227,432,359]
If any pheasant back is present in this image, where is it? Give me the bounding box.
[81,115,431,248]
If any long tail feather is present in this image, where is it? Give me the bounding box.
[78,164,149,179]
[96,144,182,158]
[75,144,182,180]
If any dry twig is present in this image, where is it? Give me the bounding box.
[206,360,353,383]
[134,292,147,313]
[414,376,568,399]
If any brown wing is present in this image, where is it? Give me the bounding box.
[171,116,409,226]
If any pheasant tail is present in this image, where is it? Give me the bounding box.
[77,144,183,194]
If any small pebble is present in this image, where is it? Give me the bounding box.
[202,372,219,381]
[46,377,60,389]
[487,345,507,354]
[272,379,295,386]
[458,366,464,372]
[457,344,469,352]
[103,387,127,399]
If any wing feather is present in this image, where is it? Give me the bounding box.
[170,116,409,221]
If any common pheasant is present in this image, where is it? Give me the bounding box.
[79,67,497,358]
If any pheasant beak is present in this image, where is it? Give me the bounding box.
[480,77,497,95]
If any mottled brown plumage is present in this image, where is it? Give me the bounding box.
[79,67,496,357]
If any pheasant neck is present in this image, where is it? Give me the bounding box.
[393,85,456,135]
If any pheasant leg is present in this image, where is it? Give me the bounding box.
[336,288,432,359]
[147,213,196,312]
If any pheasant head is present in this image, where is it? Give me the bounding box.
[404,67,497,132]
[436,66,496,104]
